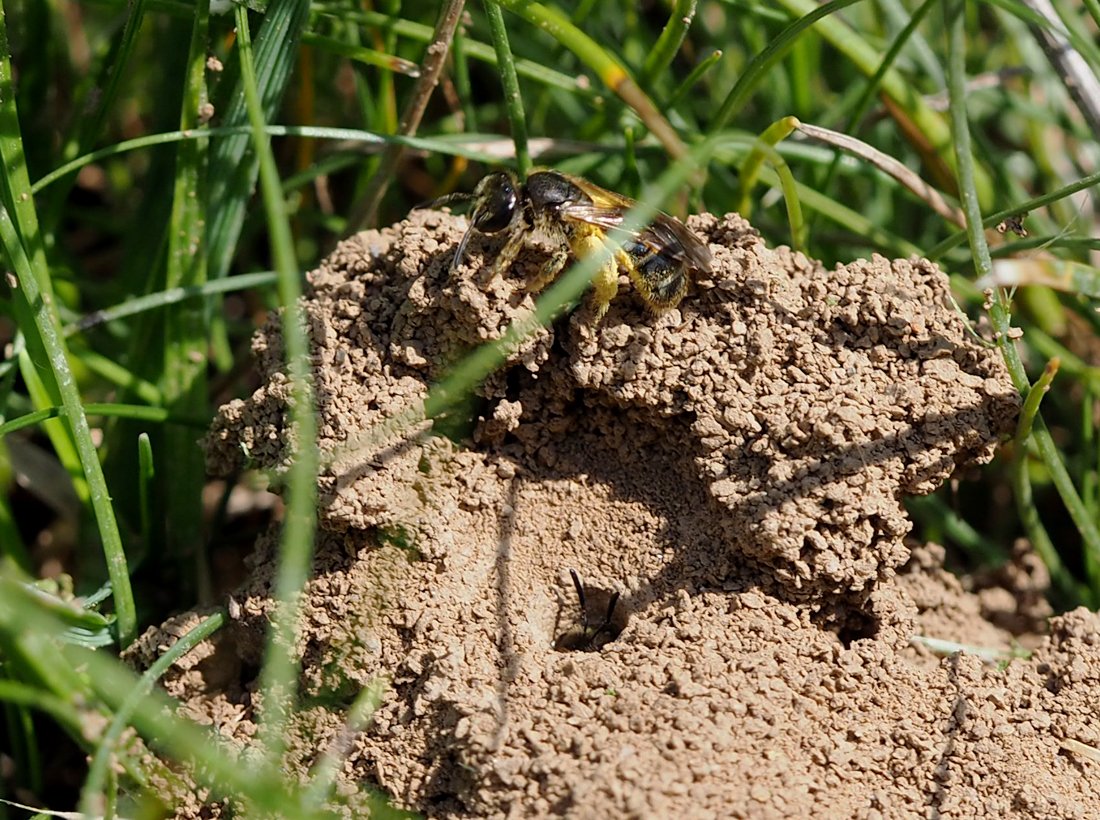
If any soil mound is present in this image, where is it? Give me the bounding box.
[137,209,1100,817]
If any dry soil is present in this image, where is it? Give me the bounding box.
[130,208,1100,818]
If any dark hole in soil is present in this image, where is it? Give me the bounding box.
[835,610,880,647]
[812,602,881,647]
[554,569,631,652]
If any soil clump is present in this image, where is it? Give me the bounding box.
[133,209,1100,817]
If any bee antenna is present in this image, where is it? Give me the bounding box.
[415,191,473,211]
[603,591,620,627]
[450,224,478,272]
[568,569,589,633]
[591,591,620,645]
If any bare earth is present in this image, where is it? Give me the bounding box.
[132,209,1100,817]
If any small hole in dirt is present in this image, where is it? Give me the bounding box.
[431,391,486,442]
[237,660,262,697]
[835,610,880,647]
[811,604,881,648]
[554,569,631,652]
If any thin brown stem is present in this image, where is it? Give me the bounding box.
[345,0,467,232]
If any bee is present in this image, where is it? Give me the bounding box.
[554,569,628,652]
[424,170,712,322]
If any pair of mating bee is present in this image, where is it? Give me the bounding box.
[424,170,713,321]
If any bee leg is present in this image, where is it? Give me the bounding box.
[587,261,619,324]
[527,247,569,294]
[482,229,525,286]
[568,233,619,323]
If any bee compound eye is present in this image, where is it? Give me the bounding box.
[472,173,519,234]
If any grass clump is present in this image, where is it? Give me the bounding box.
[1,0,1099,814]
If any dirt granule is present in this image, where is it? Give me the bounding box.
[135,209,1100,817]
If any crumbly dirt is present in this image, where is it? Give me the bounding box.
[133,209,1100,817]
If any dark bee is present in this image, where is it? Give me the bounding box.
[554,569,628,652]
[425,170,712,322]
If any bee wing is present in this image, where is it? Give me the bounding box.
[638,216,713,273]
[555,173,637,209]
[556,202,630,232]
[559,203,713,274]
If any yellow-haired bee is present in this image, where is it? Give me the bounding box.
[425,170,712,321]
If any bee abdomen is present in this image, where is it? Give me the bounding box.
[623,241,688,309]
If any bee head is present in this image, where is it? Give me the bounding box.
[440,171,521,272]
[421,171,523,271]
[468,172,520,234]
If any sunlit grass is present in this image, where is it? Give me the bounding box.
[1,0,1099,814]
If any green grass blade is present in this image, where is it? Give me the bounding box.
[64,271,279,337]
[0,404,203,439]
[233,1,319,768]
[41,0,151,234]
[1025,328,1100,389]
[906,494,1006,565]
[0,14,48,283]
[72,640,311,815]
[925,168,1100,260]
[666,48,723,109]
[813,0,938,220]
[339,8,591,93]
[0,575,311,813]
[75,350,163,406]
[32,125,506,196]
[493,0,688,160]
[1011,358,1081,601]
[720,0,992,206]
[641,0,698,87]
[712,0,863,130]
[137,432,155,564]
[207,0,311,282]
[735,118,806,250]
[79,611,227,816]
[0,11,86,504]
[63,0,150,160]
[0,573,93,706]
[162,0,212,597]
[452,26,481,132]
[743,162,923,257]
[1086,0,1100,28]
[300,32,421,75]
[483,1,530,176]
[945,0,1100,600]
[878,0,943,87]
[0,203,136,647]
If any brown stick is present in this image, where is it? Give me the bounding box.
[344,0,467,233]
